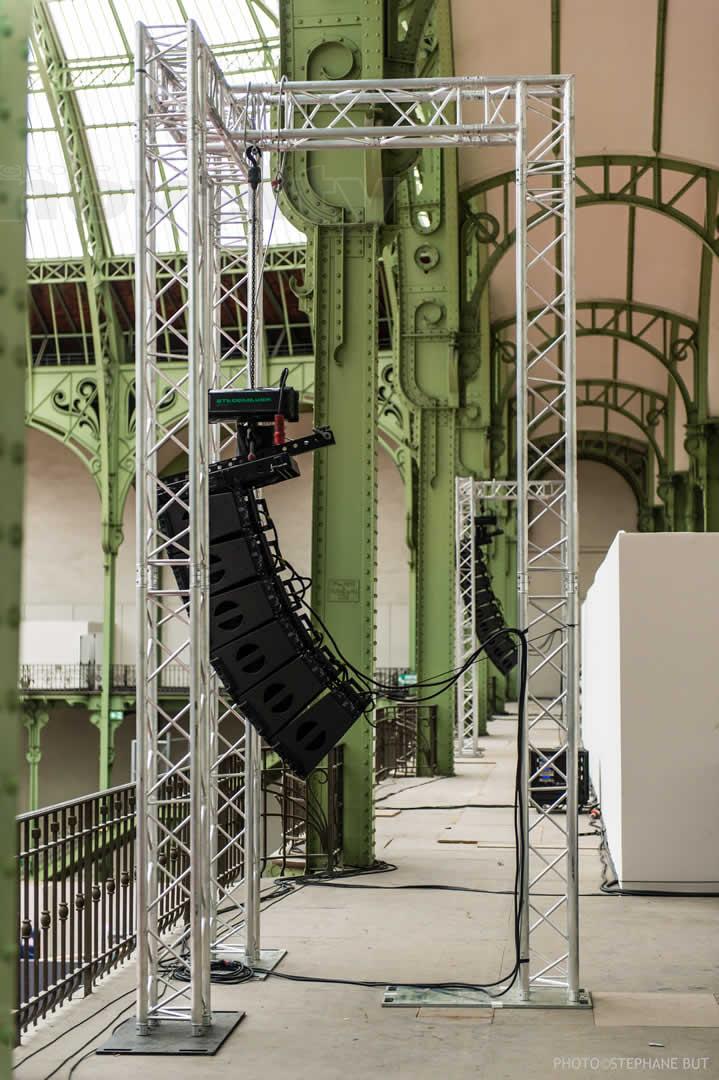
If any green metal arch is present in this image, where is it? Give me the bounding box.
[464,155,719,310]
[25,415,100,484]
[531,431,649,515]
[505,378,667,473]
[492,299,695,418]
[574,444,644,514]
[573,380,668,472]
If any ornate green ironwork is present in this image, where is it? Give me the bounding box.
[22,703,49,812]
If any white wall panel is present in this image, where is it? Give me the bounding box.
[582,532,719,889]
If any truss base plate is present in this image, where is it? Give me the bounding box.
[97,1011,244,1055]
[382,986,592,1010]
[222,947,287,980]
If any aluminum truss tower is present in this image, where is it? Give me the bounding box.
[135,21,582,1037]
[455,477,479,756]
[135,22,277,1036]
[454,478,566,757]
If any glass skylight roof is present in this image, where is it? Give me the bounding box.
[27,0,303,260]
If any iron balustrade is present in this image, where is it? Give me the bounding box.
[16,784,136,1040]
[18,663,190,693]
[261,746,344,876]
[15,749,344,1041]
[374,668,414,699]
[374,704,437,781]
[20,665,403,695]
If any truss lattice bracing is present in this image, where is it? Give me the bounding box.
[514,78,579,998]
[136,21,580,1034]
[135,22,264,1033]
[455,478,479,756]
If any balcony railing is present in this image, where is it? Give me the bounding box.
[15,748,344,1042]
[374,704,438,781]
[16,783,137,1039]
[261,747,344,875]
[18,663,190,693]
[19,664,412,695]
[374,667,414,698]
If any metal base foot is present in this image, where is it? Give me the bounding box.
[97,1011,244,1055]
[382,985,592,1009]
[221,947,287,980]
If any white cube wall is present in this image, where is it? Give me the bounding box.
[581,532,719,891]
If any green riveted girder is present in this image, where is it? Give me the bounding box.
[460,188,512,723]
[383,0,464,768]
[0,0,29,1057]
[280,0,385,866]
[32,1,125,792]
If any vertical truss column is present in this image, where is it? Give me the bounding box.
[242,149,264,965]
[454,478,479,755]
[206,170,253,968]
[515,80,579,1002]
[135,22,212,1035]
[204,101,283,975]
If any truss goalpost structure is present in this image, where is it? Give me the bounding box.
[135,18,581,1036]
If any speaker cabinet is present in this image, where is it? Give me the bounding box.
[272,686,372,777]
[159,472,370,774]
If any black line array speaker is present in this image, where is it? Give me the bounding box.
[159,463,371,777]
[473,547,518,675]
[458,525,518,676]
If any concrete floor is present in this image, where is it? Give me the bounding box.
[14,716,719,1079]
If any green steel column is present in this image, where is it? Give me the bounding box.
[405,455,418,672]
[390,163,462,771]
[415,409,457,771]
[98,524,122,789]
[280,0,384,866]
[311,227,379,862]
[0,0,28,1057]
[700,421,719,531]
[89,696,124,789]
[686,423,712,530]
[23,706,49,812]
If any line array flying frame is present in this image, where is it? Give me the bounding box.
[135,19,581,1037]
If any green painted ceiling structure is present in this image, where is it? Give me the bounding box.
[10,0,719,852]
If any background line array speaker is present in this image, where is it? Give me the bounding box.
[473,545,518,675]
[159,465,371,777]
[458,518,518,676]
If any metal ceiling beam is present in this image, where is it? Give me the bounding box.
[27,36,279,91]
[551,0,561,74]
[27,245,307,283]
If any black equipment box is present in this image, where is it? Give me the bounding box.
[208,386,300,423]
[529,747,589,809]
